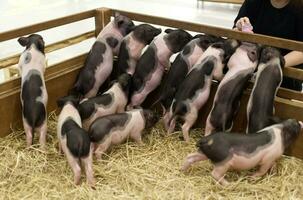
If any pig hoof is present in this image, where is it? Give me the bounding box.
[221,181,229,187]
[180,165,188,172]
[248,173,262,180]
[95,153,103,160]
[179,136,190,143]
[40,144,46,150]
[74,180,81,186]
[248,175,259,181]
[137,142,144,146]
[88,181,96,189]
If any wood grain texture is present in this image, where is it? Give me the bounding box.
[102,8,112,28]
[0,10,95,42]
[94,8,103,37]
[277,87,303,102]
[0,31,94,69]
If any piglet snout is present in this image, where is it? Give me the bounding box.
[299,121,303,129]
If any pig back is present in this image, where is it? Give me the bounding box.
[132,45,157,92]
[78,93,113,120]
[61,118,91,157]
[89,113,131,143]
[115,39,130,77]
[209,68,253,131]
[197,131,273,164]
[159,54,188,109]
[175,57,215,102]
[248,64,283,132]
[21,69,46,128]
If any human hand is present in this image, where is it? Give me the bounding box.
[235,17,253,33]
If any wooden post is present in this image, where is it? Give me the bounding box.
[94,8,112,37]
[102,8,112,28]
[94,8,103,37]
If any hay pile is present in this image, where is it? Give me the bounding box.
[0,111,303,199]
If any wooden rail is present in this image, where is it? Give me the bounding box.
[197,0,244,4]
[0,10,95,42]
[0,31,95,69]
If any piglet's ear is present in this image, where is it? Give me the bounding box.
[18,37,29,47]
[129,25,137,32]
[156,28,162,33]
[164,28,174,34]
[192,34,203,39]
[114,12,121,18]
[114,12,123,27]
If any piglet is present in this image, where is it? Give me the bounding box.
[57,95,95,187]
[78,73,132,130]
[158,35,221,129]
[128,29,193,108]
[73,13,134,98]
[17,34,48,148]
[182,119,303,186]
[205,42,260,135]
[89,109,159,159]
[247,47,285,133]
[114,24,161,78]
[167,39,240,142]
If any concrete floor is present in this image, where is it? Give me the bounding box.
[0,0,240,82]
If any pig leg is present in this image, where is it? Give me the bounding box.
[131,131,144,145]
[163,110,172,131]
[94,138,111,160]
[211,164,230,186]
[181,152,207,171]
[251,161,275,178]
[167,118,176,135]
[61,144,81,185]
[204,115,215,136]
[58,141,63,155]
[130,93,143,108]
[38,120,47,149]
[81,146,95,188]
[182,109,198,142]
[23,118,33,147]
[160,104,166,116]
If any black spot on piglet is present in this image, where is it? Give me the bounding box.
[22,70,46,131]
[106,37,119,49]
[182,45,191,56]
[203,61,214,76]
[73,41,106,95]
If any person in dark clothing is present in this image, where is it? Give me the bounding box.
[233,0,303,91]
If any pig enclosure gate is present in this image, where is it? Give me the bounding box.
[0,8,303,158]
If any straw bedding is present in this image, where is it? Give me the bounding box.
[0,111,303,200]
